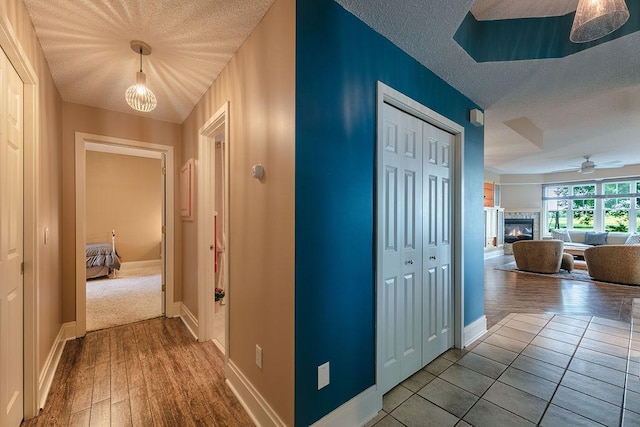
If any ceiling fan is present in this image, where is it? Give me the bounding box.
[570,155,623,174]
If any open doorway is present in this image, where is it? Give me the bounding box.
[212,134,227,350]
[84,147,163,331]
[75,132,176,337]
[198,102,230,352]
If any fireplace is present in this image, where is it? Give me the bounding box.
[504,218,534,244]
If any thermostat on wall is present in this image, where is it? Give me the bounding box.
[251,164,264,180]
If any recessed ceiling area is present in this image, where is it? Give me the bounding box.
[471,0,579,20]
[337,0,640,175]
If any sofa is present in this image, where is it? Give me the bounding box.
[552,229,631,249]
[512,240,573,274]
[584,245,640,285]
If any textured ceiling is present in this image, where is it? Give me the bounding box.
[471,0,579,20]
[337,0,640,175]
[22,0,640,174]
[23,0,274,123]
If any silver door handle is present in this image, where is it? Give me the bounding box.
[406,259,414,265]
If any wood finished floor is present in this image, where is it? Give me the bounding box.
[23,254,640,426]
[22,317,254,427]
[485,254,640,328]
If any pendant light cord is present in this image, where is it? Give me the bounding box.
[139,47,143,72]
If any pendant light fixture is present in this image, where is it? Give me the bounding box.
[125,40,157,112]
[570,0,630,43]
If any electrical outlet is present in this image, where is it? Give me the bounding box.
[318,362,330,390]
[256,345,263,369]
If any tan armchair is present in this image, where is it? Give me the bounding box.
[584,245,640,285]
[512,240,564,274]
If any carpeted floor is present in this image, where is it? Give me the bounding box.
[86,265,162,331]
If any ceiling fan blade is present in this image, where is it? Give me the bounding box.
[598,160,623,168]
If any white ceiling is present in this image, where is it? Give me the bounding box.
[337,0,640,175]
[22,0,640,175]
[22,0,274,124]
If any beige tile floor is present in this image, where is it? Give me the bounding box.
[368,311,640,427]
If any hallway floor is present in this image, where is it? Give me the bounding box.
[21,317,253,427]
[367,254,640,427]
[368,311,639,426]
[22,254,640,426]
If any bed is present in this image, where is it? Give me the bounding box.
[86,231,121,279]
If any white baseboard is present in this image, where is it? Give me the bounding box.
[120,259,162,270]
[225,361,287,427]
[38,321,76,409]
[167,301,181,318]
[464,315,488,347]
[311,385,381,427]
[180,303,198,340]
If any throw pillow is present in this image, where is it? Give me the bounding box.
[585,231,608,246]
[551,229,572,242]
[625,233,640,245]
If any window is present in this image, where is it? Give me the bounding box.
[543,179,640,234]
[571,185,595,230]
[604,182,631,232]
[545,186,568,230]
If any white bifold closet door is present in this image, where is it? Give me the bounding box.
[379,103,453,395]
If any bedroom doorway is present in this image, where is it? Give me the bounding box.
[197,102,230,352]
[75,133,176,337]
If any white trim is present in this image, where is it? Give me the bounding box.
[464,315,488,347]
[0,12,40,420]
[180,303,199,341]
[310,386,380,427]
[75,133,177,337]
[375,81,466,388]
[225,361,287,427]
[37,322,75,410]
[197,102,230,347]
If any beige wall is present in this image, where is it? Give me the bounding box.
[1,0,64,379]
[61,103,182,322]
[500,184,543,210]
[86,151,162,262]
[181,0,295,423]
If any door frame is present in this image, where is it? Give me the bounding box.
[197,102,230,346]
[74,132,176,336]
[375,82,465,384]
[1,14,40,419]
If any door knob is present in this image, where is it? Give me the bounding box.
[429,256,436,260]
[406,259,414,265]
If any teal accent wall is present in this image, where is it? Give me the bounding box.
[295,1,485,425]
[455,0,640,62]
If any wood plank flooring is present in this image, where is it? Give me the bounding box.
[22,317,254,427]
[23,255,640,426]
[485,254,640,328]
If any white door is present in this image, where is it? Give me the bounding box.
[378,103,454,395]
[379,104,424,394]
[0,47,25,427]
[422,124,454,364]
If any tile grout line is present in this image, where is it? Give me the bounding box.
[535,314,593,425]
[621,305,638,427]
[379,313,631,427]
